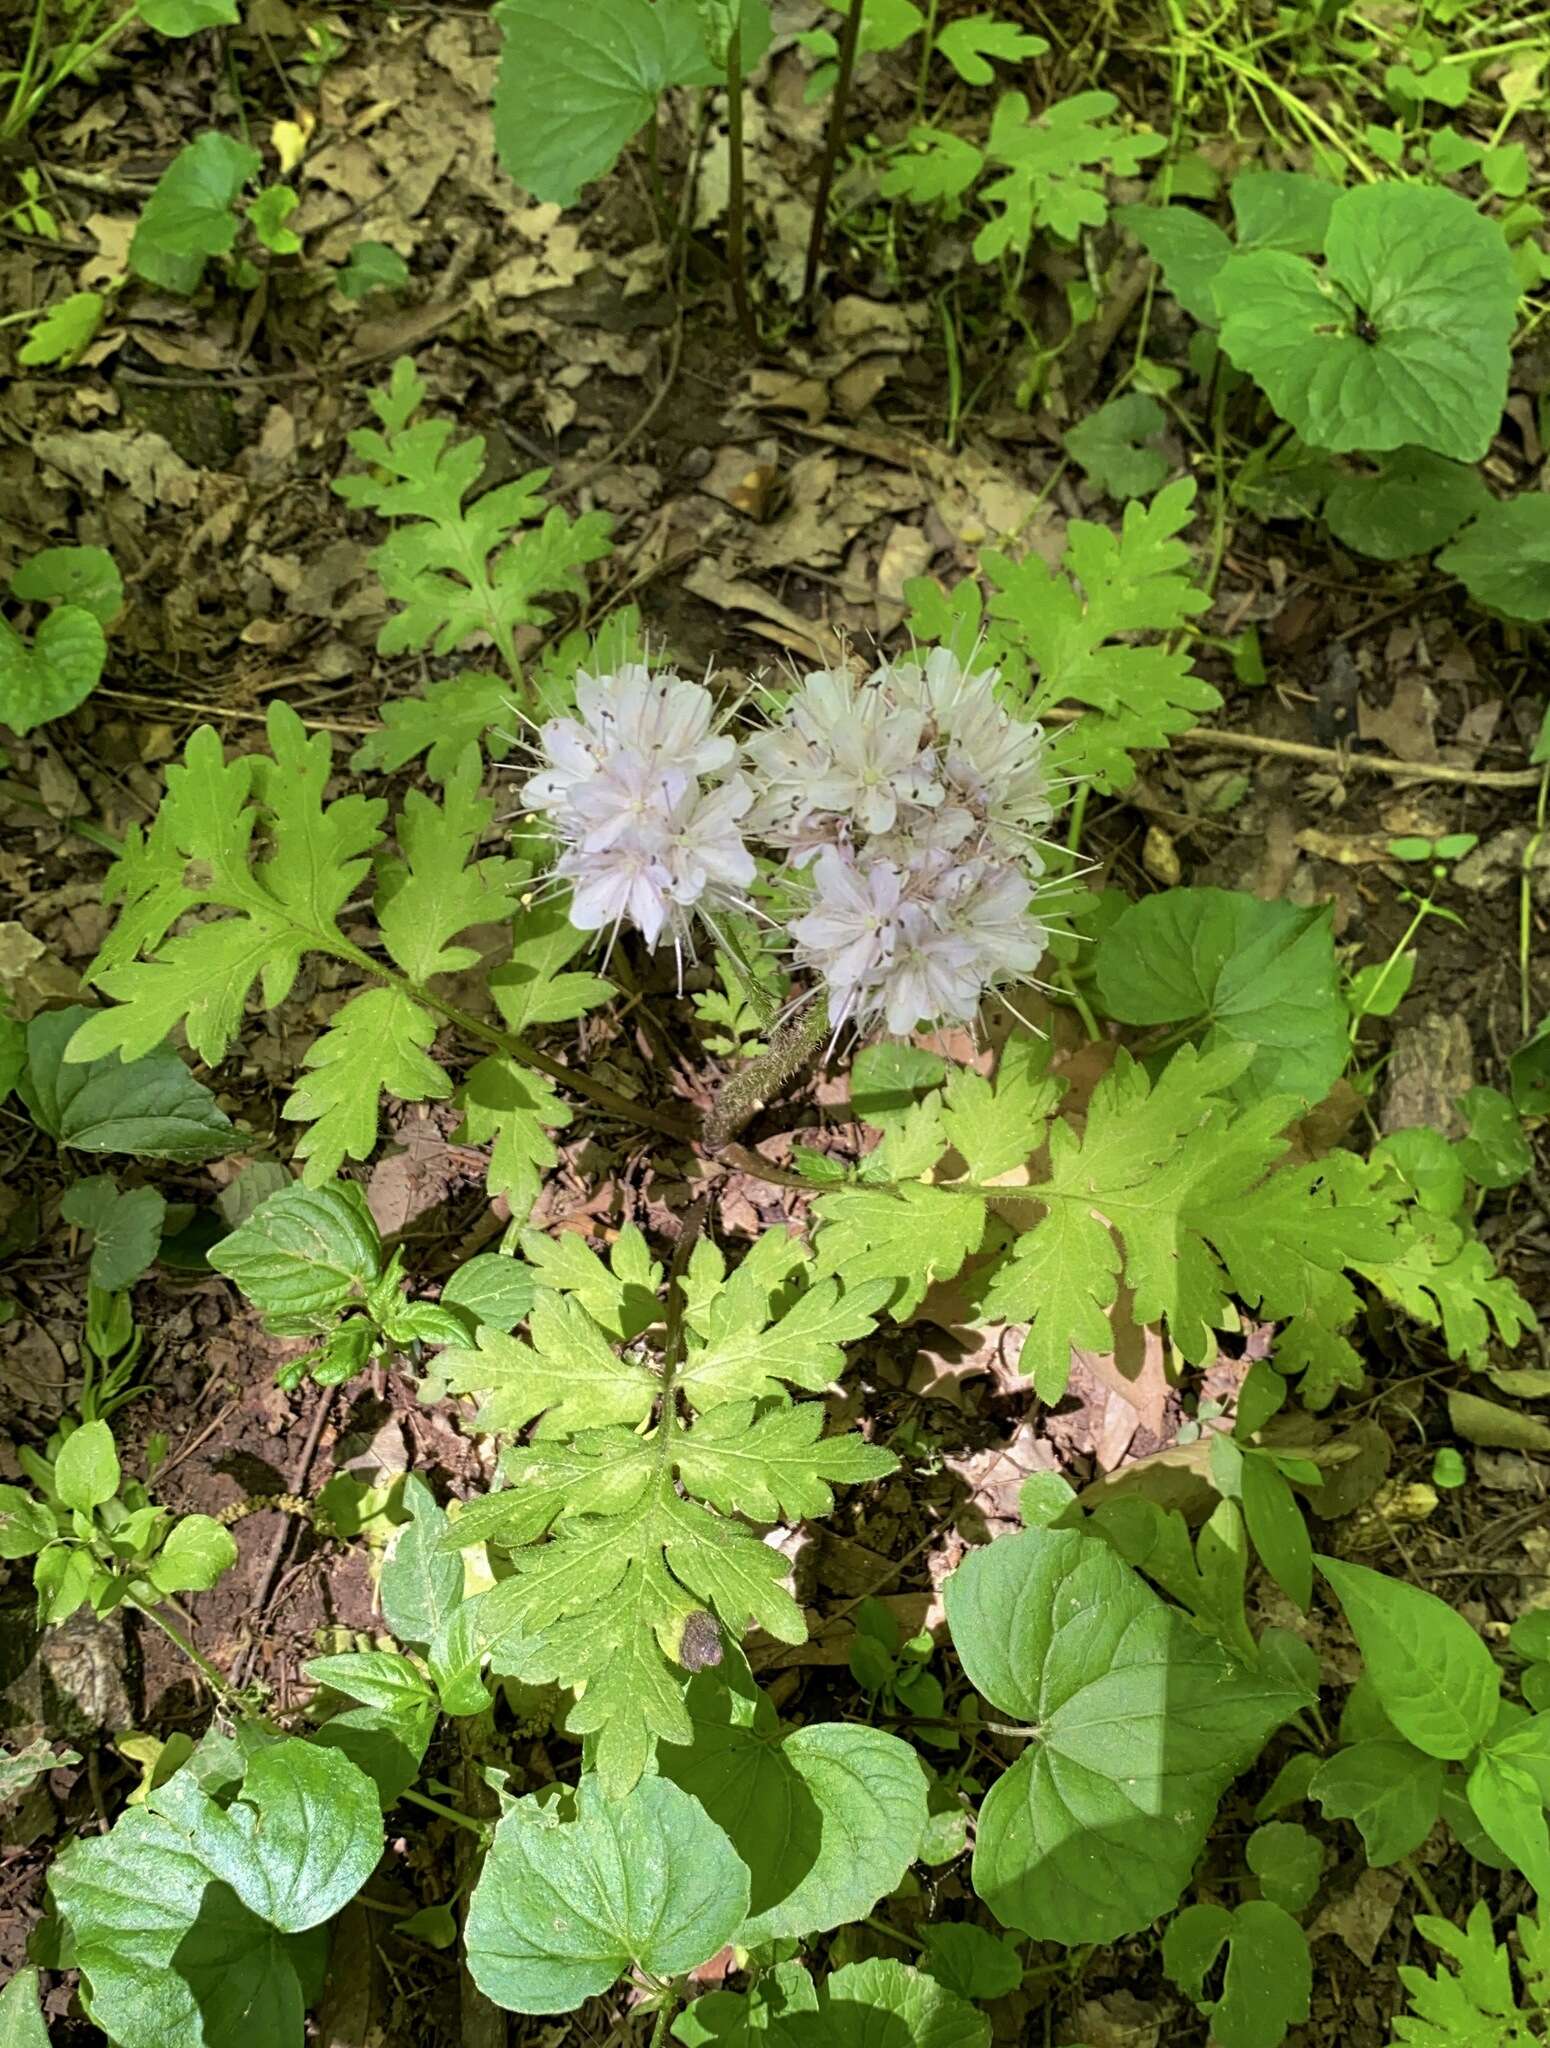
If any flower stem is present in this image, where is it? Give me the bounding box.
[725,20,757,351]
[399,1786,488,1838]
[704,1000,831,1151]
[803,0,866,301]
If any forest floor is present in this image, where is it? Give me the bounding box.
[2,2,1548,2044]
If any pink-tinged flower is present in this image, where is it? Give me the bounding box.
[521,667,752,955]
[789,849,905,1004]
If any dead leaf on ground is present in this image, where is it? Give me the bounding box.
[1311,1868,1402,1965]
[1359,674,1438,762]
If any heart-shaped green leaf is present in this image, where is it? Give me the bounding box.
[23,1006,233,1161]
[1438,494,1550,622]
[49,1740,378,2048]
[1324,448,1489,562]
[1093,887,1346,1105]
[660,1673,927,1941]
[673,1958,990,2047]
[946,1528,1310,1944]
[491,0,767,206]
[0,604,105,735]
[130,132,260,293]
[60,1175,167,1292]
[1214,184,1516,461]
[465,1773,748,2013]
[1310,1738,1444,1865]
[11,545,122,624]
[139,0,240,31]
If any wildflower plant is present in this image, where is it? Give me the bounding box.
[8,356,1547,2048]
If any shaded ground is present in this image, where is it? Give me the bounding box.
[2,2,1549,2044]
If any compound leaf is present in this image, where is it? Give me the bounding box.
[810,1187,984,1321]
[282,986,450,1182]
[374,749,526,982]
[674,1401,895,1521]
[465,1773,748,2013]
[974,90,1164,257]
[455,1056,572,1220]
[352,671,516,779]
[978,478,1216,793]
[1392,1901,1550,2046]
[334,357,610,657]
[73,703,385,1067]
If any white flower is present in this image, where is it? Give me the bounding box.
[522,667,752,954]
[789,848,904,1004]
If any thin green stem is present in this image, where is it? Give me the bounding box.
[724,20,756,352]
[912,0,940,122]
[1349,898,1432,1045]
[1053,967,1101,1041]
[399,1786,487,1837]
[131,1600,248,1712]
[803,0,866,301]
[647,1991,682,2048]
[862,1913,927,1954]
[1522,766,1549,1036]
[1399,1854,1444,1920]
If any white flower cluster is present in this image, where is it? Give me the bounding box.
[520,664,755,956]
[520,650,1054,1038]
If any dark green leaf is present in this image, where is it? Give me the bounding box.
[207,1183,381,1327]
[1324,449,1489,561]
[24,1006,232,1159]
[1310,1738,1444,1863]
[1093,887,1346,1103]
[60,1176,166,1291]
[130,133,261,294]
[1214,185,1516,461]
[12,545,123,625]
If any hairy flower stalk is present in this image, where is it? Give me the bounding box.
[522,650,1055,1039]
